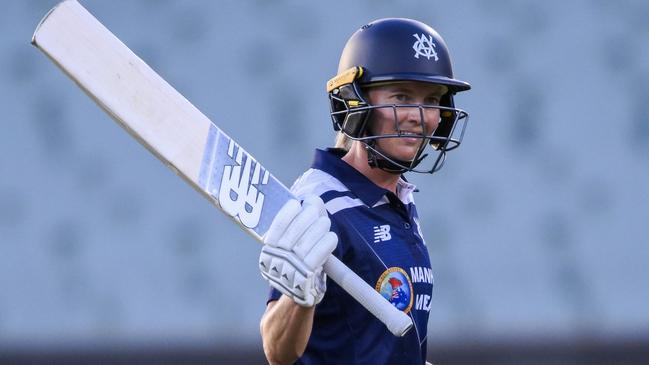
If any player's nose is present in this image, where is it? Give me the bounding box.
[400,105,422,127]
[424,109,441,134]
[400,105,438,134]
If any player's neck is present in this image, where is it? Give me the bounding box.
[342,143,400,194]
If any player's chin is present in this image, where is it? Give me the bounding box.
[387,145,420,162]
[377,139,423,160]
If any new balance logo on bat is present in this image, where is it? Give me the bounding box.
[373,225,392,243]
[219,139,270,228]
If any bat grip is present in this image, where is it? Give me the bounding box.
[323,255,413,337]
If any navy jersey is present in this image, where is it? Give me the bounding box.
[268,148,433,365]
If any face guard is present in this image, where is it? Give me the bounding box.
[328,67,469,174]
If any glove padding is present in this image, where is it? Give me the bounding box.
[260,196,338,307]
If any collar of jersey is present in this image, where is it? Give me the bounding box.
[312,148,396,207]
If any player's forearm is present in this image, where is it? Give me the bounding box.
[260,295,315,365]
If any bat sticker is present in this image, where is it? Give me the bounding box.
[199,124,290,235]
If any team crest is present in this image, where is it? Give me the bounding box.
[412,33,438,61]
[375,267,413,313]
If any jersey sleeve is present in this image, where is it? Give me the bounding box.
[267,286,283,304]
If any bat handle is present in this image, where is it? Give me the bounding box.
[323,255,413,337]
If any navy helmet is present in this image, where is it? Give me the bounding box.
[327,18,471,174]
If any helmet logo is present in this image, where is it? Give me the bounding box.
[412,33,438,61]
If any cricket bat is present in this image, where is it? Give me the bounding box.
[32,0,412,337]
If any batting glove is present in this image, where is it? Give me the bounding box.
[259,195,338,307]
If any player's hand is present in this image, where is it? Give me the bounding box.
[259,195,338,307]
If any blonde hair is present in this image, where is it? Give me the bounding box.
[334,132,353,151]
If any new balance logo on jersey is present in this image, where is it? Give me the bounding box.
[412,33,438,61]
[373,225,392,243]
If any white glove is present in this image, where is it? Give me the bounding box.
[259,195,338,307]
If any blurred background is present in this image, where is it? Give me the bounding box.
[1,0,648,364]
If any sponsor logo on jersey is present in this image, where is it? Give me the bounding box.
[373,224,392,243]
[375,267,413,313]
[414,293,432,311]
[410,266,434,284]
[412,33,438,61]
[409,266,434,311]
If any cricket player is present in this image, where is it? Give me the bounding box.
[258,18,471,365]
[32,3,445,360]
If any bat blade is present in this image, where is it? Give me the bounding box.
[32,0,412,337]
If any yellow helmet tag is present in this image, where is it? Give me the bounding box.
[326,66,364,92]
